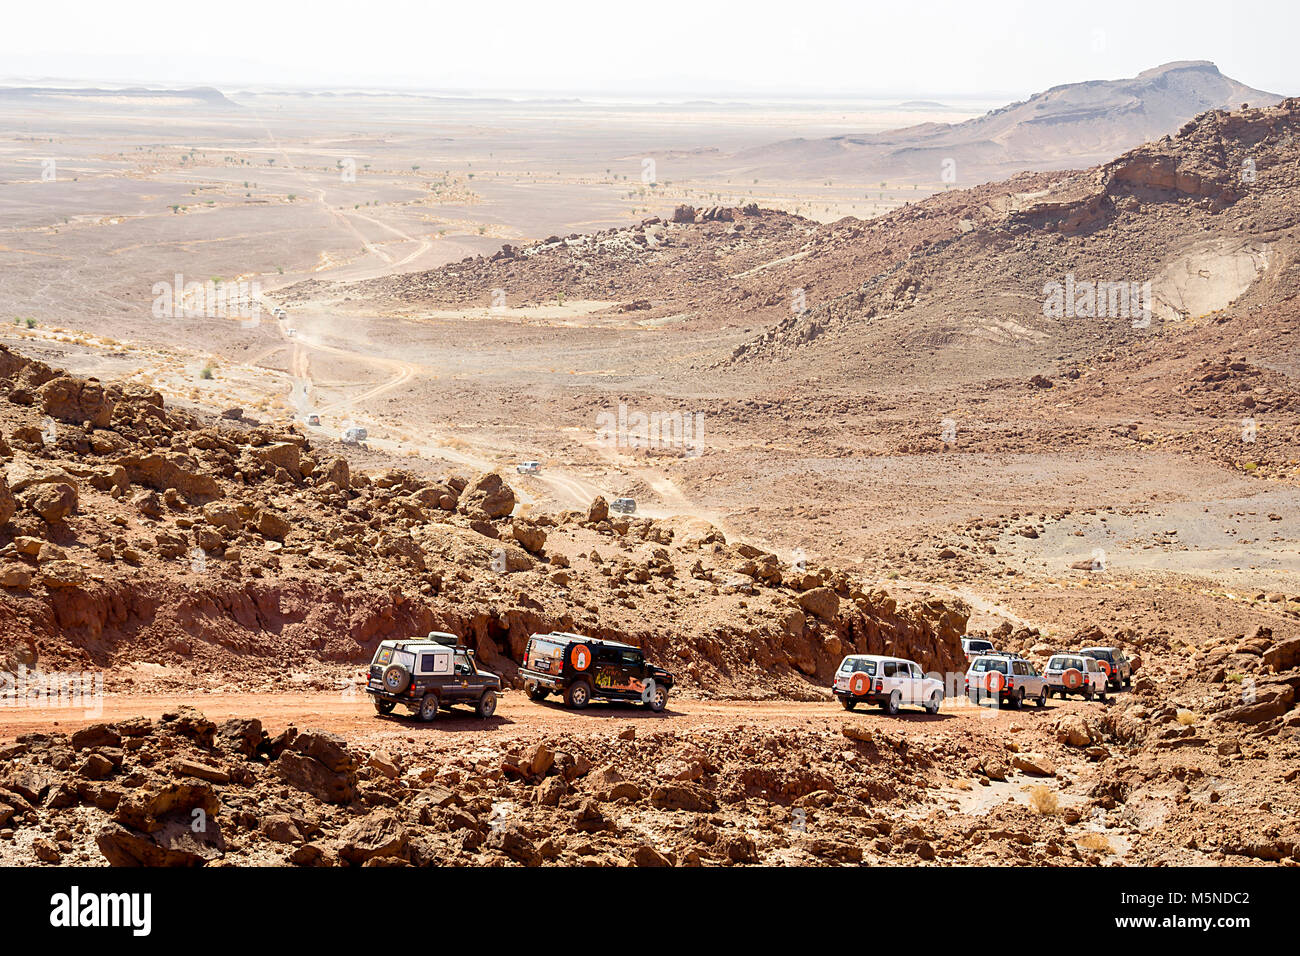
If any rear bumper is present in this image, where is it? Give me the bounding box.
[834,689,885,705]
[521,668,564,690]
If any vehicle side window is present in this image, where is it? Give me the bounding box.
[420,654,438,673]
[454,653,473,675]
[621,650,644,667]
[594,646,620,664]
[882,662,897,678]
[908,663,922,679]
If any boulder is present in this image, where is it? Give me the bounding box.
[338,811,407,865]
[458,473,515,519]
[25,481,78,523]
[36,375,114,428]
[798,587,840,622]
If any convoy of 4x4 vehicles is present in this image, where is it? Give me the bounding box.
[366,628,1129,725]
[832,640,1137,716]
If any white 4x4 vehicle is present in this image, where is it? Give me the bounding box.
[965,654,1048,709]
[1044,654,1108,701]
[515,461,540,475]
[833,655,944,715]
[962,636,996,661]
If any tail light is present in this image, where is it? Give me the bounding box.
[874,679,882,693]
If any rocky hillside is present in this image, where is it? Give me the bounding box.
[734,61,1281,182]
[0,346,968,698]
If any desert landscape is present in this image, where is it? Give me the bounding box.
[0,43,1297,877]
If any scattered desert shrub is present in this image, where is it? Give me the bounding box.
[1077,833,1112,854]
[1027,785,1058,816]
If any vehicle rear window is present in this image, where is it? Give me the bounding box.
[373,646,394,666]
[529,638,564,662]
[967,640,993,652]
[839,659,877,675]
[971,658,1007,673]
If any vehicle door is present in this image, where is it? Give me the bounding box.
[451,650,485,700]
[1082,658,1098,690]
[880,661,903,702]
[417,650,449,697]
[906,662,927,704]
[1023,660,1043,695]
[591,645,627,697]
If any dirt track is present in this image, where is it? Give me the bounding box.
[0,688,1083,743]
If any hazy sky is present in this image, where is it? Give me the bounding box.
[2,0,1294,98]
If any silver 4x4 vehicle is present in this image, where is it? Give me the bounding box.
[1044,653,1108,701]
[965,654,1048,709]
[366,632,501,721]
[1079,646,1132,691]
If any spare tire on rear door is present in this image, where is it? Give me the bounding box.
[383,664,412,694]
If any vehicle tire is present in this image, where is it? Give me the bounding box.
[1083,685,1094,701]
[476,690,498,719]
[1098,685,1108,702]
[840,697,857,711]
[525,682,549,703]
[564,680,591,710]
[924,690,942,715]
[1036,688,1048,708]
[647,682,668,713]
[382,664,411,695]
[1009,689,1024,710]
[884,690,901,716]
[1123,674,1131,689]
[373,699,395,716]
[418,693,439,722]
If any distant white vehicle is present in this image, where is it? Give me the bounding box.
[272,307,287,320]
[285,327,296,337]
[342,426,368,443]
[610,497,636,515]
[306,414,321,426]
[515,461,540,474]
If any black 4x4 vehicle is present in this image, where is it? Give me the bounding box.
[366,632,501,721]
[520,632,672,711]
[1079,646,1133,691]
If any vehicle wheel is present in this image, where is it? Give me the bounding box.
[564,680,591,710]
[884,690,901,716]
[1123,674,1131,689]
[382,664,411,695]
[373,699,394,716]
[1036,688,1048,708]
[840,697,857,711]
[525,682,549,703]
[924,690,942,715]
[418,693,439,722]
[1083,685,1094,701]
[476,690,498,719]
[647,682,668,713]
[1098,686,1108,702]
[1009,689,1024,710]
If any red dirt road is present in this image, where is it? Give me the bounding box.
[0,689,1083,746]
